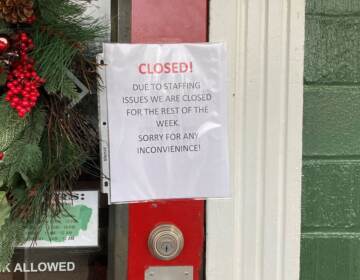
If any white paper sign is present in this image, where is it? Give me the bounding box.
[20,191,99,248]
[104,43,230,203]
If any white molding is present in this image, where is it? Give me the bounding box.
[207,0,304,279]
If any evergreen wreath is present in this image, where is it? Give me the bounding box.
[0,0,105,268]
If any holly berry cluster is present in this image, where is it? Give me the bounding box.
[4,32,44,118]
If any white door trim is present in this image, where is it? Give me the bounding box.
[206,0,305,279]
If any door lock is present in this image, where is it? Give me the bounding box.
[148,224,184,261]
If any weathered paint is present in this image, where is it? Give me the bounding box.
[306,0,360,14]
[305,17,360,84]
[303,86,360,156]
[301,237,360,280]
[302,0,360,279]
[302,162,360,229]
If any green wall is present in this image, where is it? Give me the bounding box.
[301,1,360,279]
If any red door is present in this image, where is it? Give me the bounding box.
[128,1,208,279]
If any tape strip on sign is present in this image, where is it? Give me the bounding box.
[103,43,230,203]
[97,54,111,194]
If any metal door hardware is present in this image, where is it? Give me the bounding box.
[145,266,193,280]
[148,224,184,261]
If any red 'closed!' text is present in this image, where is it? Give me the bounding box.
[138,62,193,74]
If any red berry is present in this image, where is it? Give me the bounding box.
[4,33,44,118]
[0,37,9,53]
[22,99,29,106]
[0,151,4,161]
[26,15,36,24]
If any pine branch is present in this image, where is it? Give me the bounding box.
[30,0,106,100]
[0,192,10,230]
[0,98,27,151]
[34,0,106,44]
[61,75,79,101]
[0,219,27,270]
[7,143,42,188]
[31,30,78,98]
[0,106,45,189]
[22,108,46,145]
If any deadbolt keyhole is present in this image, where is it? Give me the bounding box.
[148,224,184,261]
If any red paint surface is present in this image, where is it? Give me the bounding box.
[131,0,207,43]
[128,201,205,279]
[128,0,207,279]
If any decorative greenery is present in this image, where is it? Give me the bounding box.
[0,192,10,229]
[0,0,105,269]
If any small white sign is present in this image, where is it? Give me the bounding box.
[104,43,230,203]
[20,191,98,248]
